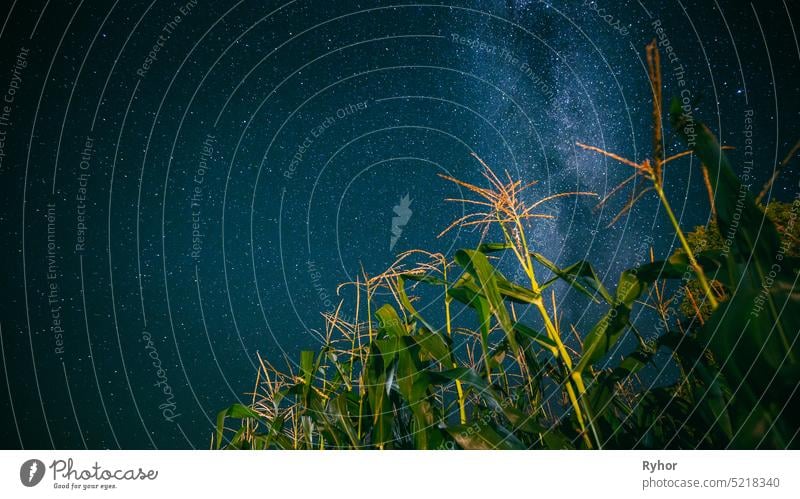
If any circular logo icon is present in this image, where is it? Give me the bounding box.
[20,459,45,487]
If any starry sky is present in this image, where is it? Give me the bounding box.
[0,0,798,449]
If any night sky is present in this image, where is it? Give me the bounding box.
[0,0,798,449]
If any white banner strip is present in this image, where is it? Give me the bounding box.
[1,450,797,498]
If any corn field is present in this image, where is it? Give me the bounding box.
[216,42,800,450]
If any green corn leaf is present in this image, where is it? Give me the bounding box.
[376,303,408,338]
[429,367,546,434]
[670,98,780,272]
[447,422,526,450]
[455,249,518,351]
[215,403,266,449]
[532,252,613,304]
[577,270,647,372]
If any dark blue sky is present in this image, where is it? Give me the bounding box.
[0,0,798,449]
